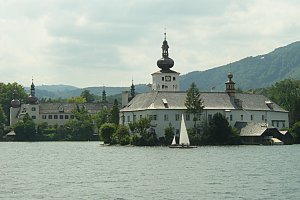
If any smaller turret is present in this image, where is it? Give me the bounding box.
[102,86,107,103]
[225,72,236,96]
[28,79,39,104]
[129,80,135,101]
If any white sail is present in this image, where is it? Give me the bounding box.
[179,114,190,145]
[171,135,176,145]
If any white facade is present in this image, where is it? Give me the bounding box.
[120,36,289,138]
[10,102,109,128]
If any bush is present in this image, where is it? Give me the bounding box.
[99,123,116,144]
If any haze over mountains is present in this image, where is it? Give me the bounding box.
[29,41,300,99]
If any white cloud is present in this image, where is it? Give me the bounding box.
[0,0,300,87]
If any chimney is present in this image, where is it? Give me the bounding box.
[122,91,129,107]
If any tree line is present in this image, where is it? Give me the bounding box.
[1,79,300,144]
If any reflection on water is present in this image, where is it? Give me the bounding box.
[0,142,299,199]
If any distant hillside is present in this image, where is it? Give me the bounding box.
[29,41,300,98]
[27,84,151,99]
[180,41,300,91]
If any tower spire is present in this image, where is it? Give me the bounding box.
[225,65,236,96]
[157,32,174,71]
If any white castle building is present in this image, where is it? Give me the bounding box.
[120,34,289,138]
[10,81,110,128]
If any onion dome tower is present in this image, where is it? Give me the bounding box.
[11,89,21,108]
[151,32,180,92]
[28,79,39,104]
[157,32,175,72]
[225,72,236,96]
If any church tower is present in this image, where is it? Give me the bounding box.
[151,33,180,92]
[225,72,236,96]
[28,79,39,105]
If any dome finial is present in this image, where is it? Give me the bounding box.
[157,32,174,71]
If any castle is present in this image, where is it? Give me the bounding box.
[120,34,289,142]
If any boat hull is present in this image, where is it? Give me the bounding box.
[169,145,197,149]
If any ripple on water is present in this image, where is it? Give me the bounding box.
[0,143,300,199]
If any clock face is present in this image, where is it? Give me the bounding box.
[165,76,171,82]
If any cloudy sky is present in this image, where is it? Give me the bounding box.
[0,0,299,88]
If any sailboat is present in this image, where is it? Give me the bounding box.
[169,114,197,148]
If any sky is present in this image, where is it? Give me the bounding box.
[0,0,300,88]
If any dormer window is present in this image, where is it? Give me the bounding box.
[58,105,64,113]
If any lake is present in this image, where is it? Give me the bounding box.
[0,142,299,199]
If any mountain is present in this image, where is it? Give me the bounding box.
[29,41,300,99]
[27,84,151,99]
[180,41,300,91]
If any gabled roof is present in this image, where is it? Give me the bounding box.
[235,122,268,136]
[120,91,288,112]
[39,103,108,114]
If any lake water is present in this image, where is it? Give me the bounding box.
[0,142,299,200]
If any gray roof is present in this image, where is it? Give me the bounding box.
[120,91,288,112]
[236,122,282,137]
[39,103,108,114]
[235,122,268,136]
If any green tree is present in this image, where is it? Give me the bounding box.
[129,117,158,146]
[68,96,87,103]
[64,106,94,140]
[267,79,300,124]
[291,121,300,144]
[114,125,130,145]
[185,82,204,132]
[80,89,95,103]
[110,99,119,125]
[201,113,239,145]
[164,123,175,145]
[14,113,36,141]
[99,123,116,144]
[0,82,28,125]
[0,105,7,129]
[94,108,110,128]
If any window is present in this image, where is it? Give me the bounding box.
[149,115,157,121]
[54,115,58,119]
[127,115,130,122]
[241,115,243,121]
[272,121,275,126]
[208,114,212,121]
[48,115,53,119]
[186,114,190,121]
[60,115,64,119]
[251,115,253,121]
[262,115,265,121]
[175,114,180,121]
[230,115,233,121]
[133,115,136,122]
[276,122,279,127]
[31,107,36,111]
[65,115,69,119]
[162,77,164,81]
[32,115,36,119]
[164,114,169,121]
[42,115,46,119]
[173,77,176,81]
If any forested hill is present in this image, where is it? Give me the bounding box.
[180,41,300,91]
[30,41,300,98]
